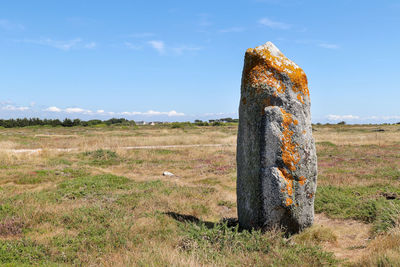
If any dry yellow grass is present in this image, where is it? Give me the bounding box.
[0,124,399,266]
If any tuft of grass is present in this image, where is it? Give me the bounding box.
[292,225,337,245]
[217,200,236,209]
[317,141,337,147]
[82,149,121,166]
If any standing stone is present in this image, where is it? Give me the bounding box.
[237,42,317,233]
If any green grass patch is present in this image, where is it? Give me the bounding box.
[316,141,337,147]
[57,174,131,200]
[315,185,400,233]
[196,177,221,186]
[178,221,338,266]
[48,158,73,166]
[0,239,50,265]
[81,149,122,166]
[153,149,174,155]
[15,170,57,185]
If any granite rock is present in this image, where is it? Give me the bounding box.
[237,42,317,233]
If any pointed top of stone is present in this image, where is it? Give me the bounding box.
[255,41,282,57]
[243,41,308,98]
[248,41,300,71]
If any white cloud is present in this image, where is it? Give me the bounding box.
[165,110,185,116]
[327,114,360,121]
[366,115,400,120]
[44,106,62,112]
[1,105,29,111]
[148,40,165,54]
[219,27,245,33]
[43,106,184,117]
[44,106,92,114]
[21,38,96,51]
[0,19,24,31]
[318,43,340,49]
[259,18,291,30]
[121,110,185,117]
[65,107,92,114]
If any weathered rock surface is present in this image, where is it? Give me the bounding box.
[237,42,317,233]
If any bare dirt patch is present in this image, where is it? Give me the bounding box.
[315,213,371,263]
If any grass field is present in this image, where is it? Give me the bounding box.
[0,124,399,266]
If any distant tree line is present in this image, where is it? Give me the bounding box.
[194,118,239,126]
[0,118,136,128]
[0,117,242,129]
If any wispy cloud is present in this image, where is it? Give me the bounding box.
[172,45,203,55]
[202,112,238,117]
[148,40,165,54]
[366,115,400,120]
[318,43,340,49]
[326,114,400,122]
[327,115,360,121]
[124,42,141,50]
[20,38,97,51]
[296,39,340,49]
[1,105,30,111]
[44,106,185,117]
[259,18,291,30]
[219,27,245,33]
[84,42,97,49]
[121,110,185,117]
[0,19,24,31]
[128,32,155,38]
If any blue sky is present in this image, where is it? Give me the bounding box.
[0,0,399,123]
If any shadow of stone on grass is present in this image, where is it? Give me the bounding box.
[164,211,239,230]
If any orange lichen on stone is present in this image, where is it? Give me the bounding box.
[246,64,286,94]
[297,93,305,104]
[277,108,304,206]
[298,176,306,186]
[286,198,293,206]
[278,167,294,205]
[243,44,309,100]
[302,130,306,135]
[280,108,300,172]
